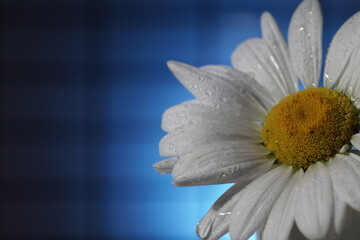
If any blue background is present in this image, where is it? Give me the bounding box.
[1,0,359,239]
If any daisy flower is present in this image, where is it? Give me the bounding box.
[153,0,360,239]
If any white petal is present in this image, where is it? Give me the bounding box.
[288,0,322,88]
[262,168,304,240]
[200,65,276,111]
[328,153,360,212]
[231,38,289,102]
[294,162,333,240]
[196,182,250,240]
[229,165,293,240]
[324,12,360,99]
[261,12,298,93]
[172,142,273,186]
[351,133,360,151]
[152,157,178,174]
[161,99,260,133]
[161,100,235,133]
[167,61,267,117]
[159,121,262,157]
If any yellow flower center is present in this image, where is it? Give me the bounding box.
[262,88,358,169]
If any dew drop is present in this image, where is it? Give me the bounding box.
[247,72,255,79]
[176,112,184,118]
[205,90,213,96]
[219,212,231,216]
[299,26,304,31]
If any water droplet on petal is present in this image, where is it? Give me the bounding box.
[219,212,231,216]
[205,90,213,96]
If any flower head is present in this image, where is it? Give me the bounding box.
[153,0,360,239]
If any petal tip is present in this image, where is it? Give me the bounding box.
[152,161,167,174]
[166,60,177,67]
[167,60,188,72]
[260,11,272,22]
[196,221,211,239]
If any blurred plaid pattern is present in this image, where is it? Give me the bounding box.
[1,0,360,239]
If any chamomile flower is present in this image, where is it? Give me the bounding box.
[153,0,360,239]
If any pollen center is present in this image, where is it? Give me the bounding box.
[262,88,358,169]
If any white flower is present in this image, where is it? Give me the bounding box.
[153,0,360,239]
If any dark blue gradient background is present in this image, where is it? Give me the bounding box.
[1,0,359,239]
